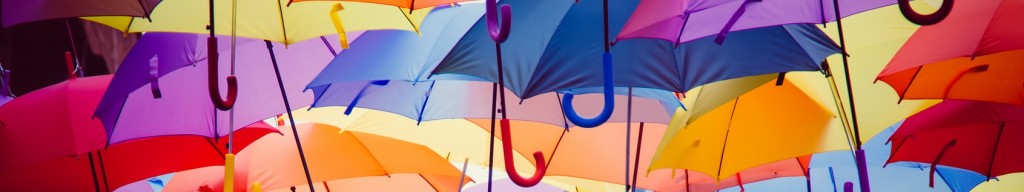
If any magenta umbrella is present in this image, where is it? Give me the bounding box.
[1,0,160,27]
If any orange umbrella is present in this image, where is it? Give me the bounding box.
[162,123,469,192]
[466,120,813,192]
[877,0,1024,106]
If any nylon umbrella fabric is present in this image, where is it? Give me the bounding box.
[289,0,467,10]
[1,0,161,27]
[82,0,428,45]
[430,0,840,99]
[649,71,851,182]
[93,32,357,144]
[161,123,468,192]
[615,0,893,45]
[464,119,813,192]
[887,100,1024,180]
[877,0,1024,106]
[0,74,276,191]
[305,3,680,127]
[816,1,940,144]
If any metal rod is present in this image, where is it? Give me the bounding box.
[88,152,101,192]
[488,82,498,192]
[631,122,645,192]
[265,40,315,192]
[625,87,632,192]
[97,150,111,192]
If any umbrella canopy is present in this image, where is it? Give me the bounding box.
[1,0,161,27]
[93,32,357,144]
[0,69,13,106]
[0,112,276,191]
[650,72,850,182]
[464,178,564,192]
[615,0,893,44]
[464,119,813,192]
[431,0,840,99]
[888,100,1024,181]
[289,0,466,10]
[877,0,1024,106]
[0,75,111,171]
[305,3,680,126]
[166,166,465,192]
[162,123,468,192]
[82,0,428,45]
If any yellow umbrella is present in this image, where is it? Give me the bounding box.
[972,173,1024,192]
[650,72,850,181]
[82,0,430,45]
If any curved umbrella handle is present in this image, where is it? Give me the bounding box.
[898,0,953,26]
[500,119,548,187]
[561,53,615,128]
[207,37,238,111]
[486,0,511,43]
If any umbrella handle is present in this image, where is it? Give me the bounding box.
[330,3,351,49]
[561,53,615,128]
[485,0,511,43]
[500,119,548,187]
[898,0,953,26]
[207,37,238,111]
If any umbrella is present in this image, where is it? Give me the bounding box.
[0,122,275,192]
[305,3,681,126]
[649,72,852,184]
[0,73,276,191]
[431,0,839,127]
[161,123,469,192]
[92,32,359,191]
[464,178,564,192]
[464,119,814,192]
[1,0,160,27]
[877,0,1024,106]
[81,0,429,45]
[287,0,465,10]
[615,0,894,45]
[887,100,1024,186]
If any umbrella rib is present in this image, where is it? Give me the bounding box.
[985,122,1006,179]
[96,150,111,192]
[205,137,226,159]
[398,6,418,33]
[275,0,289,44]
[897,66,924,104]
[825,65,856,155]
[715,97,740,180]
[88,152,102,192]
[673,13,690,48]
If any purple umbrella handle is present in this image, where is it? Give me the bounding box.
[898,0,953,26]
[207,37,238,111]
[843,182,853,192]
[485,0,511,43]
[149,56,162,99]
[854,149,871,192]
[561,53,615,128]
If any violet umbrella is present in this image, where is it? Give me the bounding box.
[1,0,160,27]
[93,32,359,191]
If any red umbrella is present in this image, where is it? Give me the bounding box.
[887,100,1024,187]
[877,0,1024,106]
[0,71,277,191]
[0,122,275,191]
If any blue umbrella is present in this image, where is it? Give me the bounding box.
[430,0,840,128]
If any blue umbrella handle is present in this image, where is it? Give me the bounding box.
[898,0,953,26]
[500,119,548,187]
[207,37,238,111]
[561,53,615,128]
[485,0,511,43]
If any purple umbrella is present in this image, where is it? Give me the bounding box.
[1,0,160,27]
[94,32,359,190]
[615,0,894,45]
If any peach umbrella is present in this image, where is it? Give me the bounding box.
[465,119,814,192]
[162,123,468,192]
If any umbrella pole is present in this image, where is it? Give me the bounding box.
[264,40,316,192]
[631,122,644,192]
[625,87,632,192]
[985,122,1006,179]
[63,19,81,77]
[459,158,470,191]
[88,152,101,192]
[488,82,498,192]
[829,0,870,191]
[97,150,111,192]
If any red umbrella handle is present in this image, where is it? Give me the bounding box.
[898,0,954,26]
[485,0,511,43]
[500,119,548,187]
[207,37,238,111]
